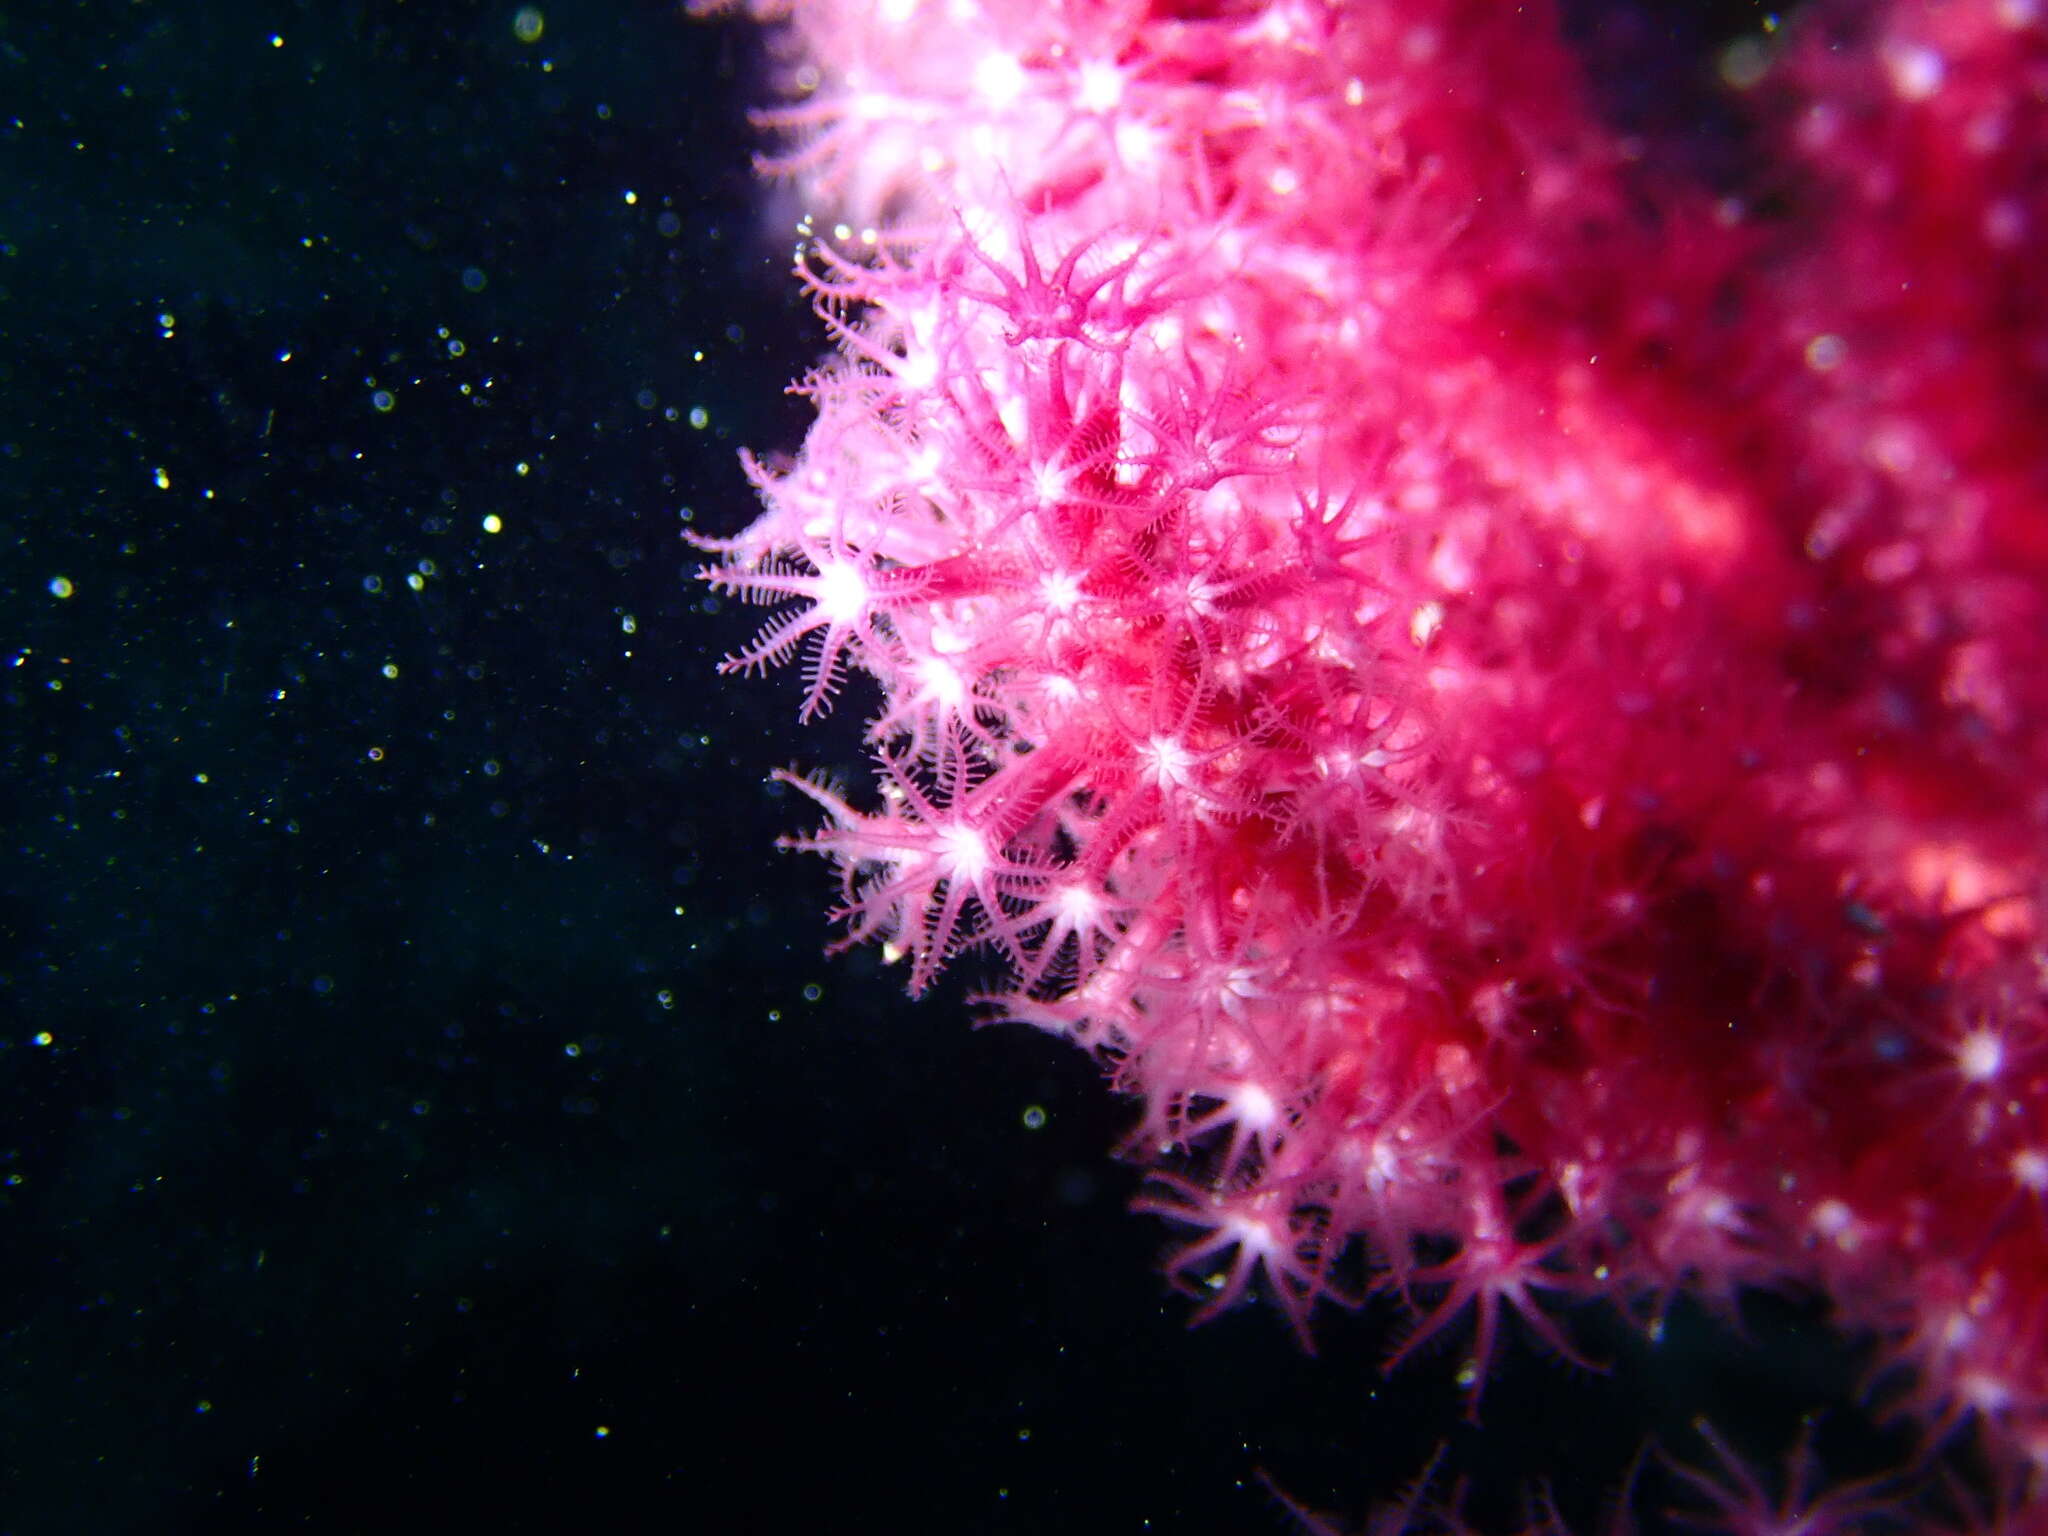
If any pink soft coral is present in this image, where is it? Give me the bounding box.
[698,0,2048,1523]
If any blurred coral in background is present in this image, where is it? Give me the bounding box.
[692,0,2048,1525]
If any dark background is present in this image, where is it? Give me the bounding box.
[0,3,1912,1533]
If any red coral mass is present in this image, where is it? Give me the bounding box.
[697,0,2048,1522]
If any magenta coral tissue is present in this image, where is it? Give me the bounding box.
[693,0,2048,1528]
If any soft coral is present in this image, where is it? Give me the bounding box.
[702,0,2048,1523]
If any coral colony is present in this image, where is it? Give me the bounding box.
[691,0,2048,1527]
